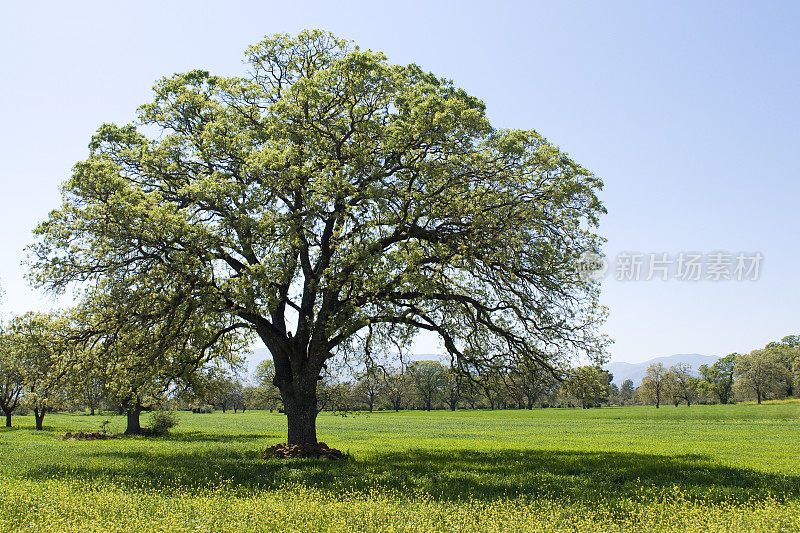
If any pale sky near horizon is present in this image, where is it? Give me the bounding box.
[0,1,797,364]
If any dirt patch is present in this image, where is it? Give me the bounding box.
[265,441,347,460]
[61,432,119,441]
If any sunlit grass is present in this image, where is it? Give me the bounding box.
[1,402,798,531]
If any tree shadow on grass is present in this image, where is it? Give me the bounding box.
[22,447,800,504]
[154,431,282,443]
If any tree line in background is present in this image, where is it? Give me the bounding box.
[1,300,796,424]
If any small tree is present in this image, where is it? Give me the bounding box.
[196,370,240,413]
[698,354,736,404]
[508,360,559,409]
[442,367,465,411]
[381,366,408,412]
[563,366,610,408]
[253,360,283,411]
[353,366,382,412]
[765,336,799,398]
[639,362,668,408]
[63,344,107,415]
[670,363,699,406]
[735,349,786,404]
[619,379,635,405]
[73,282,248,434]
[316,376,354,413]
[662,370,682,407]
[408,361,446,411]
[12,312,73,430]
[0,327,24,427]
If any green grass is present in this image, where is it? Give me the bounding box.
[1,402,799,531]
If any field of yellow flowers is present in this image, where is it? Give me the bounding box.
[1,402,798,532]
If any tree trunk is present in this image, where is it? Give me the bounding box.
[34,408,46,431]
[5,412,11,427]
[283,394,318,445]
[90,407,95,415]
[125,406,142,435]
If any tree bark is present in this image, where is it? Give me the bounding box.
[283,393,318,445]
[125,406,142,435]
[33,408,46,431]
[4,412,11,427]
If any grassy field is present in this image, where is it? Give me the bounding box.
[1,403,799,532]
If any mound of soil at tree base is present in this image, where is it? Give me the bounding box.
[61,432,118,441]
[265,442,346,460]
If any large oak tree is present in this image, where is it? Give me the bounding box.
[30,30,607,445]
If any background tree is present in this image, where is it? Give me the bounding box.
[30,30,607,445]
[459,373,482,409]
[765,336,799,398]
[353,366,382,412]
[735,349,786,404]
[193,369,241,414]
[62,343,108,415]
[0,327,24,427]
[442,366,464,411]
[639,362,668,408]
[508,360,559,409]
[563,366,610,408]
[381,365,408,412]
[662,370,681,407]
[619,379,636,405]
[316,375,355,413]
[73,282,248,434]
[669,363,699,406]
[408,361,446,411]
[477,370,506,410]
[240,385,262,413]
[698,354,737,404]
[12,312,73,430]
[253,360,283,411]
[228,379,247,413]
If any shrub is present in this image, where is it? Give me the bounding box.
[148,411,179,436]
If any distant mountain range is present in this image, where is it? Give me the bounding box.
[605,354,719,386]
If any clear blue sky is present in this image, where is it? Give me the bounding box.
[1,1,797,363]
